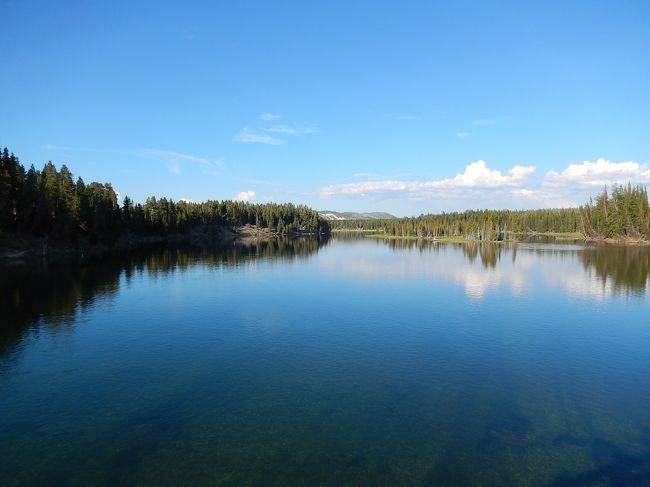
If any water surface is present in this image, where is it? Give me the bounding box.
[1,238,649,486]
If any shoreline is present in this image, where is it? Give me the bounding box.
[0,225,328,265]
[362,232,649,246]
[3,229,648,265]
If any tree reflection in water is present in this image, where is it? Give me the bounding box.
[380,238,649,295]
[0,237,328,363]
[2,236,647,368]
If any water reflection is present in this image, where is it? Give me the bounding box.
[330,238,650,300]
[2,237,647,363]
[1,236,649,485]
[0,237,327,363]
[579,246,650,297]
[383,238,503,268]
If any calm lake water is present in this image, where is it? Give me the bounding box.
[1,237,649,486]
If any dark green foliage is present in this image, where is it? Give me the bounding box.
[580,184,650,240]
[0,148,25,229]
[135,198,327,236]
[333,208,584,240]
[332,186,650,242]
[0,148,330,246]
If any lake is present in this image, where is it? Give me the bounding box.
[1,237,649,486]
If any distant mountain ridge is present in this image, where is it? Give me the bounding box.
[318,211,396,221]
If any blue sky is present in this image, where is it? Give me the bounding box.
[2,1,649,216]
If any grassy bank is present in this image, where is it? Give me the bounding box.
[364,231,649,246]
[365,234,518,243]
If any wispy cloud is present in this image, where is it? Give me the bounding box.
[264,124,299,134]
[236,190,256,202]
[354,172,382,179]
[264,124,318,135]
[456,132,470,139]
[236,129,285,145]
[44,144,221,174]
[472,119,496,126]
[237,114,318,145]
[44,143,97,152]
[138,148,220,167]
[137,148,221,176]
[512,188,536,198]
[320,160,536,198]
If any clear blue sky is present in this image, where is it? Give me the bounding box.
[2,1,649,215]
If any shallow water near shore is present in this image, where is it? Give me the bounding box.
[1,237,649,485]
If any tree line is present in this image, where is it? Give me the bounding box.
[331,184,650,242]
[0,148,330,246]
[580,184,650,240]
[332,208,583,240]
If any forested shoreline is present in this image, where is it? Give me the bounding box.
[2,146,649,260]
[0,148,330,257]
[331,185,650,244]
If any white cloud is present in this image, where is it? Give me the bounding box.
[456,132,470,139]
[265,124,299,134]
[45,143,95,152]
[320,160,536,198]
[238,115,318,145]
[236,129,285,145]
[508,188,578,207]
[45,145,221,171]
[512,188,536,198]
[432,160,535,188]
[237,190,256,202]
[264,124,318,135]
[318,243,534,300]
[545,158,650,187]
[139,148,219,167]
[138,148,221,176]
[472,119,496,126]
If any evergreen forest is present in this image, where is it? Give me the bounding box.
[2,147,649,250]
[0,148,330,248]
[332,186,650,242]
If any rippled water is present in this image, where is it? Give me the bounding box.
[1,237,649,485]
